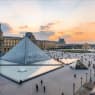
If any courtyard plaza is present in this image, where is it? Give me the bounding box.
[0,52,95,95]
[0,37,95,95]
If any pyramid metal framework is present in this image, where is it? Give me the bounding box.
[1,37,51,65]
[0,37,63,84]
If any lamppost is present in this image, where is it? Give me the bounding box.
[93,64,95,77]
[88,61,91,68]
[85,72,88,83]
[92,64,95,84]
[73,82,75,95]
[73,74,77,95]
[89,69,92,82]
[80,76,83,87]
[61,51,63,58]
[94,68,95,77]
[81,56,83,63]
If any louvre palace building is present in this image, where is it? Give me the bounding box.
[0,24,65,56]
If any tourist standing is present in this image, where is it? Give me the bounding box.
[61,92,64,95]
[36,84,39,92]
[43,85,46,93]
[40,80,43,86]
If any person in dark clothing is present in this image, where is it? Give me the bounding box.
[43,85,46,93]
[61,92,64,95]
[40,80,43,86]
[36,84,39,92]
[74,74,77,78]
[19,80,22,84]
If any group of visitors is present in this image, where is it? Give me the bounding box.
[35,79,64,95]
[35,80,46,93]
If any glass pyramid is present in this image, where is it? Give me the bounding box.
[1,37,51,64]
[0,37,62,83]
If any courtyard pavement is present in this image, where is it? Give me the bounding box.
[0,52,95,95]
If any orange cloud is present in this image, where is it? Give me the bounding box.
[48,22,95,43]
[1,22,18,34]
[40,20,63,31]
[49,32,64,41]
[19,25,29,29]
[2,21,95,43]
[71,32,95,42]
[70,22,95,43]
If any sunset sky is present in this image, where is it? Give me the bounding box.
[0,0,95,43]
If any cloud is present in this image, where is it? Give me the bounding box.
[68,22,95,43]
[1,23,13,32]
[40,25,50,31]
[34,31,54,40]
[63,34,72,39]
[0,22,20,37]
[40,20,63,31]
[48,22,95,43]
[40,23,54,31]
[74,31,84,35]
[19,25,29,29]
[2,21,95,43]
[49,31,64,41]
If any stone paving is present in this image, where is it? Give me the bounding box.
[75,82,95,95]
[0,52,95,95]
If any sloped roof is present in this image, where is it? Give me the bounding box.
[75,60,88,69]
[70,60,88,69]
[1,37,50,64]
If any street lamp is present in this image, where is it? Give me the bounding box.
[80,76,83,87]
[88,61,91,68]
[94,69,95,77]
[89,69,92,82]
[73,82,75,95]
[81,56,83,63]
[73,74,77,95]
[85,72,88,83]
[93,64,95,77]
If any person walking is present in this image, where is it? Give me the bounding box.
[43,85,46,93]
[36,84,39,92]
[19,80,22,84]
[61,92,64,95]
[40,80,43,86]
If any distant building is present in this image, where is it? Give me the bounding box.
[63,43,92,50]
[63,44,83,49]
[0,24,65,55]
[57,38,65,48]
[3,36,21,53]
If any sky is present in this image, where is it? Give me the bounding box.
[0,0,95,43]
